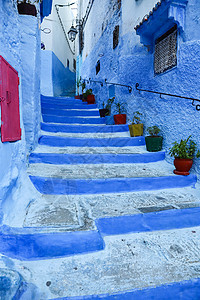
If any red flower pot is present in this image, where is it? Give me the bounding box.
[87,95,95,104]
[75,95,80,99]
[173,158,193,176]
[114,114,126,125]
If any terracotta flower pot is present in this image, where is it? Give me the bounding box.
[75,95,80,99]
[173,158,193,176]
[129,124,143,137]
[145,136,163,152]
[87,94,95,104]
[114,114,126,125]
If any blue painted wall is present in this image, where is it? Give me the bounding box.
[79,0,200,176]
[20,15,41,152]
[0,1,42,226]
[41,50,76,97]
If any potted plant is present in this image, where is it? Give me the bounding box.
[86,89,95,104]
[99,102,109,118]
[17,0,37,16]
[113,102,126,125]
[104,97,115,125]
[129,111,143,137]
[145,126,163,152]
[75,78,81,99]
[169,135,200,175]
[82,88,92,102]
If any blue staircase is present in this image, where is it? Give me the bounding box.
[2,95,199,300]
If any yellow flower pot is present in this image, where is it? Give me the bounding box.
[129,124,143,137]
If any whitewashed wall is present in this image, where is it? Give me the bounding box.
[41,0,76,71]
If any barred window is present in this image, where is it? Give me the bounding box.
[154,25,177,75]
[73,59,76,71]
[113,25,119,49]
[96,60,100,75]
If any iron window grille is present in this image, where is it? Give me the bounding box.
[96,60,100,75]
[113,25,119,49]
[154,25,177,75]
[73,59,76,71]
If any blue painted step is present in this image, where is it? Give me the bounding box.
[41,108,100,117]
[0,229,104,261]
[41,123,129,133]
[41,102,98,110]
[29,174,197,195]
[42,115,105,124]
[29,152,165,165]
[50,278,200,300]
[41,95,82,104]
[1,207,200,261]
[96,206,200,236]
[38,136,145,147]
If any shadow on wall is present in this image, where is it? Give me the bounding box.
[41,50,76,97]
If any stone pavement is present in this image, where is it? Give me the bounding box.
[0,95,200,299]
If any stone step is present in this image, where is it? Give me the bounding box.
[29,152,165,165]
[29,174,197,195]
[41,108,100,117]
[2,208,200,260]
[38,135,145,147]
[41,123,129,133]
[8,218,200,299]
[49,279,200,300]
[33,145,148,154]
[27,160,171,179]
[41,102,98,110]
[42,115,105,124]
[41,95,83,105]
[40,130,130,138]
[23,187,200,231]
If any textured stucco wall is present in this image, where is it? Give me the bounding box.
[41,50,54,96]
[79,0,200,176]
[0,0,42,226]
[20,15,41,152]
[41,50,76,96]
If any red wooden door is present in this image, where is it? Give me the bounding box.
[0,56,21,142]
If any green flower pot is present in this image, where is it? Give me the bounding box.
[145,136,163,152]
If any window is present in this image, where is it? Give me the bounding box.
[117,0,121,9]
[113,25,119,49]
[67,59,69,68]
[73,59,76,71]
[154,25,177,75]
[96,60,100,75]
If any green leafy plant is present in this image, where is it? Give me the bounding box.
[83,88,92,100]
[105,97,115,116]
[169,136,200,159]
[114,102,126,115]
[81,81,86,93]
[147,125,161,137]
[130,111,142,125]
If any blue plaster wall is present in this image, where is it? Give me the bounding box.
[41,50,53,96]
[79,0,200,176]
[0,1,42,225]
[41,50,76,97]
[20,15,41,152]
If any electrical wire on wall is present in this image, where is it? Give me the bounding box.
[55,4,76,55]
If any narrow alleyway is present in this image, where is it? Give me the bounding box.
[2,94,200,299]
